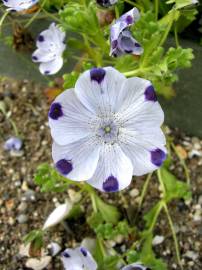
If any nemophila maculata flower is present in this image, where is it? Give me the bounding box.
[96,0,118,8]
[32,23,66,75]
[122,263,151,270]
[61,247,97,270]
[2,0,38,11]
[48,67,166,192]
[110,8,143,57]
[4,137,22,151]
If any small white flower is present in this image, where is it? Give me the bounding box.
[43,201,72,230]
[48,67,166,192]
[2,0,38,12]
[32,23,66,75]
[122,263,151,270]
[61,247,97,270]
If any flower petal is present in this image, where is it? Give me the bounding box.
[118,77,164,127]
[39,57,63,75]
[87,143,133,192]
[49,89,93,145]
[43,201,72,230]
[52,137,101,181]
[75,66,126,113]
[32,48,56,63]
[120,131,167,176]
[61,247,97,270]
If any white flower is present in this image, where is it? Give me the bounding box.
[32,23,66,75]
[48,67,166,192]
[43,201,72,230]
[61,247,97,270]
[2,0,38,11]
[122,263,151,270]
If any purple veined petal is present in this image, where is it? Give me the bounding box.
[39,57,63,75]
[4,137,23,151]
[61,247,97,270]
[117,77,164,127]
[120,133,167,176]
[52,136,101,181]
[48,89,93,146]
[114,8,140,34]
[122,262,151,270]
[118,30,143,55]
[87,143,133,192]
[75,66,126,114]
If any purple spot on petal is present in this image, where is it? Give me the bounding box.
[126,15,133,25]
[151,149,166,167]
[90,68,106,84]
[144,85,157,102]
[32,55,38,61]
[62,251,70,258]
[49,102,63,120]
[103,175,119,192]
[80,247,87,257]
[44,70,50,75]
[56,159,73,175]
[135,42,141,47]
[38,35,44,42]
[112,40,118,49]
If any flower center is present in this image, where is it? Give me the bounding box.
[95,120,119,144]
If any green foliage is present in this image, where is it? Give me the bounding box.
[93,195,120,224]
[95,221,132,240]
[34,163,72,192]
[23,229,44,250]
[126,234,167,270]
[63,72,79,89]
[159,167,192,202]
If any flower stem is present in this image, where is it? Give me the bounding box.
[138,173,152,210]
[0,10,9,33]
[174,23,179,47]
[163,202,183,270]
[154,0,159,20]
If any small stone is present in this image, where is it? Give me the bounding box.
[24,189,36,201]
[17,214,28,224]
[21,181,29,191]
[19,243,31,258]
[8,217,15,225]
[18,202,28,212]
[184,250,199,260]
[152,235,165,246]
[188,149,202,158]
[129,188,139,198]
[26,256,51,270]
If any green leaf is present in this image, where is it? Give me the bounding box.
[94,196,120,224]
[101,255,120,270]
[23,230,44,249]
[160,167,192,202]
[34,163,72,192]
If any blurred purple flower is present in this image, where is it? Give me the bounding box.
[96,0,118,8]
[4,137,22,151]
[110,8,143,57]
[61,247,97,270]
[2,0,38,12]
[32,23,66,75]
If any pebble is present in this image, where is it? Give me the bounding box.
[23,189,36,202]
[129,188,139,198]
[26,256,51,270]
[17,214,28,224]
[152,235,165,246]
[184,250,199,260]
[18,202,28,212]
